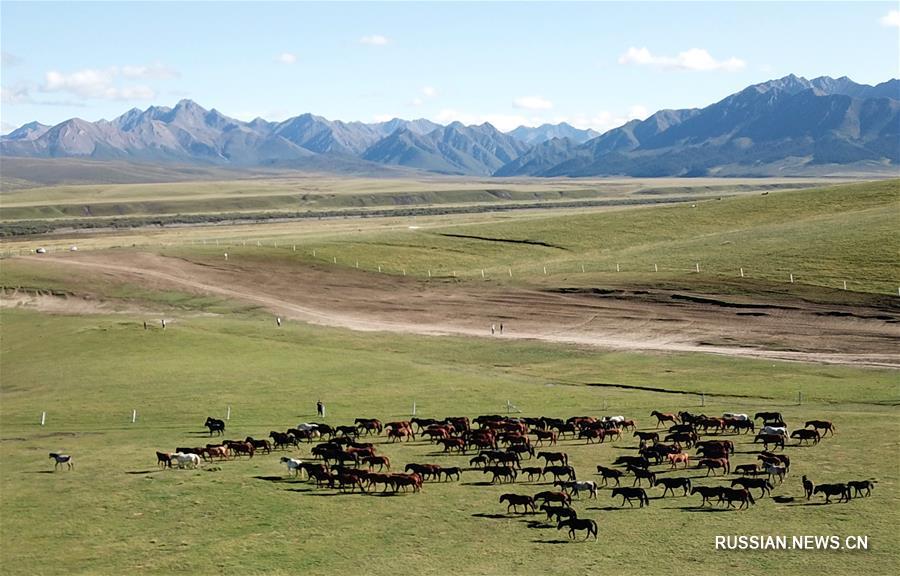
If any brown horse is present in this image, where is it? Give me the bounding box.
[533,429,558,446]
[805,420,835,436]
[156,451,173,468]
[651,410,679,428]
[698,457,729,476]
[362,455,391,471]
[667,452,690,469]
[691,486,725,507]
[500,493,535,514]
[719,487,756,509]
[534,491,572,506]
[791,429,821,445]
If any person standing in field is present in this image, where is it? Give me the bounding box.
[491,324,496,335]
[317,400,325,418]
[500,323,504,334]
[276,316,282,327]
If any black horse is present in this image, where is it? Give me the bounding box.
[611,487,650,507]
[205,417,225,436]
[557,518,598,540]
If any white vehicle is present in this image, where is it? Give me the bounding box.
[69,246,78,251]
[35,247,47,254]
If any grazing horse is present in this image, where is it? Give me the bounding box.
[205,417,225,436]
[719,487,756,510]
[802,475,814,500]
[500,493,535,514]
[667,452,690,469]
[791,429,820,445]
[691,486,725,507]
[595,466,623,486]
[362,455,391,472]
[650,410,679,428]
[537,451,568,467]
[558,518,598,541]
[698,458,729,476]
[813,483,850,503]
[611,487,650,508]
[731,477,774,497]
[49,453,73,471]
[805,420,835,436]
[848,479,876,498]
[541,503,577,523]
[655,477,692,497]
[156,451,173,468]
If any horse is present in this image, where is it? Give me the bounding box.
[698,458,729,476]
[759,425,787,437]
[405,463,441,481]
[730,420,755,434]
[173,452,200,469]
[595,466,623,486]
[387,427,415,442]
[611,487,650,507]
[440,467,462,482]
[440,438,467,453]
[805,420,835,436]
[655,477,692,497]
[753,433,785,451]
[558,518,598,541]
[555,480,598,499]
[734,463,759,476]
[847,479,876,498]
[205,445,229,460]
[765,464,787,483]
[627,465,656,487]
[612,455,649,469]
[731,477,774,497]
[650,410,679,428]
[754,411,783,423]
[483,466,517,484]
[269,431,298,450]
[723,412,749,421]
[245,437,272,454]
[533,429,558,446]
[500,493,535,514]
[521,466,545,482]
[634,431,659,443]
[791,429,820,446]
[49,453,73,471]
[813,483,850,503]
[156,451,173,468]
[537,451,568,467]
[205,417,225,436]
[362,455,391,472]
[719,487,755,509]
[534,491,572,506]
[802,475,814,500]
[541,503,577,523]
[691,486,725,507]
[280,457,304,478]
[354,418,383,436]
[469,455,487,469]
[544,465,576,482]
[667,452,690,469]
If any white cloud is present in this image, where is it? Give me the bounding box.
[881,9,900,27]
[1,51,22,67]
[422,86,437,97]
[276,52,298,65]
[373,114,395,123]
[411,97,424,106]
[513,95,554,110]
[1,85,33,104]
[359,35,390,46]
[618,46,745,72]
[40,65,172,100]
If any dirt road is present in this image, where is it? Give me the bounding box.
[16,253,900,367]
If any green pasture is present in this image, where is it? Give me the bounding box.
[143,179,900,296]
[1,308,898,575]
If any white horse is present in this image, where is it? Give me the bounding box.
[173,452,200,469]
[766,464,787,483]
[49,453,73,471]
[295,423,319,432]
[602,416,625,423]
[723,413,749,421]
[570,480,599,499]
[760,426,787,437]
[280,457,304,478]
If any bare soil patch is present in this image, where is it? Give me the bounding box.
[16,253,900,367]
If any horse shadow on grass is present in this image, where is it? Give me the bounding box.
[471,513,507,519]
[462,481,495,487]
[254,475,288,483]
[26,470,57,474]
[586,506,640,512]
[524,520,554,530]
[679,507,732,513]
[532,539,570,545]
[126,470,157,475]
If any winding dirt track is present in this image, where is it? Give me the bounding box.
[17,253,900,368]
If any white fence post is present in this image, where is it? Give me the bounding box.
[132,409,137,424]
[226,406,231,420]
[40,411,46,426]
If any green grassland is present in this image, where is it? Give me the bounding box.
[1,308,898,576]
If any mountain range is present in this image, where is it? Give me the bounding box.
[3,75,898,177]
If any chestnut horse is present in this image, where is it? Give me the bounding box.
[805,420,835,436]
[650,410,679,428]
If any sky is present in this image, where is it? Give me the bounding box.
[1,1,899,134]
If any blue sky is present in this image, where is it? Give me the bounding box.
[2,1,898,134]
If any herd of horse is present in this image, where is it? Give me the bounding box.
[145,409,872,541]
